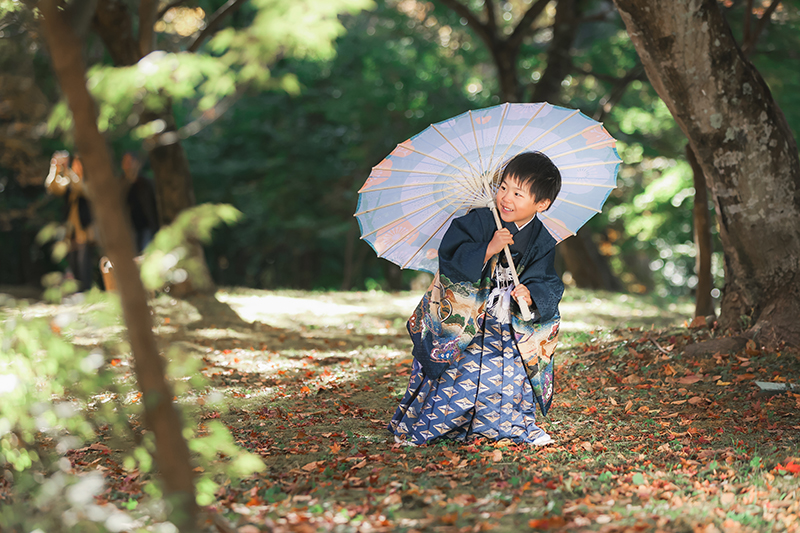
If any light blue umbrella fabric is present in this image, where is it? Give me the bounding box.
[355,102,622,274]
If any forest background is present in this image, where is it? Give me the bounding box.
[5,0,799,303]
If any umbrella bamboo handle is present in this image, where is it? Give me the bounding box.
[489,206,533,321]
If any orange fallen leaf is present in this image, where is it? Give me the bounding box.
[776,460,800,474]
[678,374,703,385]
[302,461,322,471]
[492,449,503,462]
[720,492,735,505]
[689,316,706,329]
[688,396,705,405]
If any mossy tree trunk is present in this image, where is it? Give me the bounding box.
[613,0,800,346]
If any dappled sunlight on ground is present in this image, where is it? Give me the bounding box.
[4,286,796,532]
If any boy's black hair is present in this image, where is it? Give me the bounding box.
[500,151,561,210]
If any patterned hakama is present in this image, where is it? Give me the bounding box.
[390,264,549,445]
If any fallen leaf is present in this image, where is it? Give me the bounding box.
[492,449,503,462]
[776,460,800,474]
[678,374,703,385]
[689,316,707,329]
[720,492,735,505]
[716,380,731,386]
[302,461,322,471]
[688,396,705,405]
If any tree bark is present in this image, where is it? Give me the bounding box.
[39,2,198,528]
[530,0,623,292]
[686,144,716,319]
[613,0,800,347]
[93,0,214,295]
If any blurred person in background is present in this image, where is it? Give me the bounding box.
[122,152,160,254]
[44,150,96,292]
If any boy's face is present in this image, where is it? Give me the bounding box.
[495,175,551,226]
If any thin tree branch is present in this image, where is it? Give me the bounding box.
[742,0,781,55]
[436,0,494,47]
[507,0,551,51]
[188,0,248,53]
[143,90,242,149]
[592,64,644,121]
[157,0,189,21]
[572,62,647,84]
[484,0,498,34]
[742,0,754,44]
[138,0,158,56]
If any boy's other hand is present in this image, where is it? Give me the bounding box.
[511,284,532,306]
[486,228,514,261]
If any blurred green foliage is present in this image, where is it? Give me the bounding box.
[0,293,264,531]
[139,203,243,290]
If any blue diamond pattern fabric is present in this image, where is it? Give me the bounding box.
[389,307,548,445]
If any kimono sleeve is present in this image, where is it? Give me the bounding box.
[519,247,564,322]
[438,209,490,284]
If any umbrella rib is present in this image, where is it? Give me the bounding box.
[539,124,600,152]
[379,197,466,260]
[487,103,510,177]
[431,125,480,179]
[400,207,466,269]
[555,198,603,213]
[511,109,582,159]
[358,180,465,193]
[358,190,462,239]
[539,213,576,237]
[468,110,486,177]
[549,139,617,159]
[558,160,621,170]
[495,103,547,169]
[368,167,462,178]
[561,181,617,189]
[397,145,474,179]
[354,188,460,216]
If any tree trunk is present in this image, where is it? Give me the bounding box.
[492,43,521,103]
[529,0,623,292]
[686,144,716,319]
[39,2,198,529]
[613,0,800,347]
[529,0,579,104]
[93,0,214,295]
[559,226,625,291]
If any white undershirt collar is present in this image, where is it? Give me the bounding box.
[515,217,534,232]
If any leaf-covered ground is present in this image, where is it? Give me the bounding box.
[6,287,800,532]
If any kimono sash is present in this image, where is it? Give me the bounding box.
[407,256,560,416]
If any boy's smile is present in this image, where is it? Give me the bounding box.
[495,175,552,227]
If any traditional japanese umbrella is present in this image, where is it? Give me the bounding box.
[354,102,621,319]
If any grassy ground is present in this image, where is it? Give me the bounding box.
[3,287,799,532]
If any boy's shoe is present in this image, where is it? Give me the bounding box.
[394,435,419,447]
[531,432,553,447]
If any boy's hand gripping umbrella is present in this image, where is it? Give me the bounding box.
[355,102,621,320]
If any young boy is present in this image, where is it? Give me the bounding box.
[389,151,564,447]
